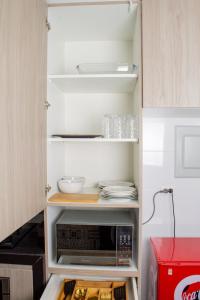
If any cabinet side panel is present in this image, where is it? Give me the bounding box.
[143,0,200,107]
[0,265,33,300]
[0,0,47,241]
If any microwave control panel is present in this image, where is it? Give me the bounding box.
[117,226,133,266]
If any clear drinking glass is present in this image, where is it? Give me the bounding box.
[102,115,111,139]
[121,115,128,138]
[112,114,122,139]
[126,114,136,139]
[103,114,130,139]
[102,114,123,139]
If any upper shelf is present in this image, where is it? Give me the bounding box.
[48,137,139,143]
[48,74,138,93]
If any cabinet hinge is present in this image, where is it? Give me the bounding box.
[46,18,51,31]
[45,184,52,194]
[44,101,51,110]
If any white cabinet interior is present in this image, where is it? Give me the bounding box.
[47,2,141,192]
[46,0,142,297]
[45,206,139,277]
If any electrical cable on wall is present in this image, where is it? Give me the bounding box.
[142,189,176,238]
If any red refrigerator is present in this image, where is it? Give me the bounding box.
[148,238,200,300]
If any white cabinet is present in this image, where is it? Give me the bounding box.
[44,1,142,298]
[47,1,142,193]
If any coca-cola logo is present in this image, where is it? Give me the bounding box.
[182,282,200,300]
[174,276,200,300]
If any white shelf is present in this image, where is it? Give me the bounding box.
[48,74,138,93]
[48,137,139,143]
[47,198,139,209]
[47,188,139,209]
[48,260,138,278]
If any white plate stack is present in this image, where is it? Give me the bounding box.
[99,181,137,202]
[98,180,134,190]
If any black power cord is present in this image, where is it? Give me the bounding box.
[171,190,176,238]
[142,191,161,225]
[142,188,176,238]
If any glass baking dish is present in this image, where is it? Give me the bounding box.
[76,63,137,74]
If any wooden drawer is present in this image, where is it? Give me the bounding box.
[41,274,138,300]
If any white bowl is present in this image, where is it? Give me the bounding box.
[58,176,85,194]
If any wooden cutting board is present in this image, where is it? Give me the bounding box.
[48,192,99,203]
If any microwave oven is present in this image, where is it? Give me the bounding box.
[56,210,135,267]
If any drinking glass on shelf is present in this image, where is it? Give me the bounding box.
[126,114,137,139]
[121,114,128,138]
[112,114,122,139]
[102,114,112,138]
[102,114,137,139]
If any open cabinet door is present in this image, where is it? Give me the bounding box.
[0,0,47,241]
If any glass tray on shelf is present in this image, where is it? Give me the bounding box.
[76,63,137,74]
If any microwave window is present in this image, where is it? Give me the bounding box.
[56,225,116,251]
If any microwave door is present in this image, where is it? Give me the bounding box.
[56,225,117,266]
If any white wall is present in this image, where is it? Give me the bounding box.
[141,108,200,300]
